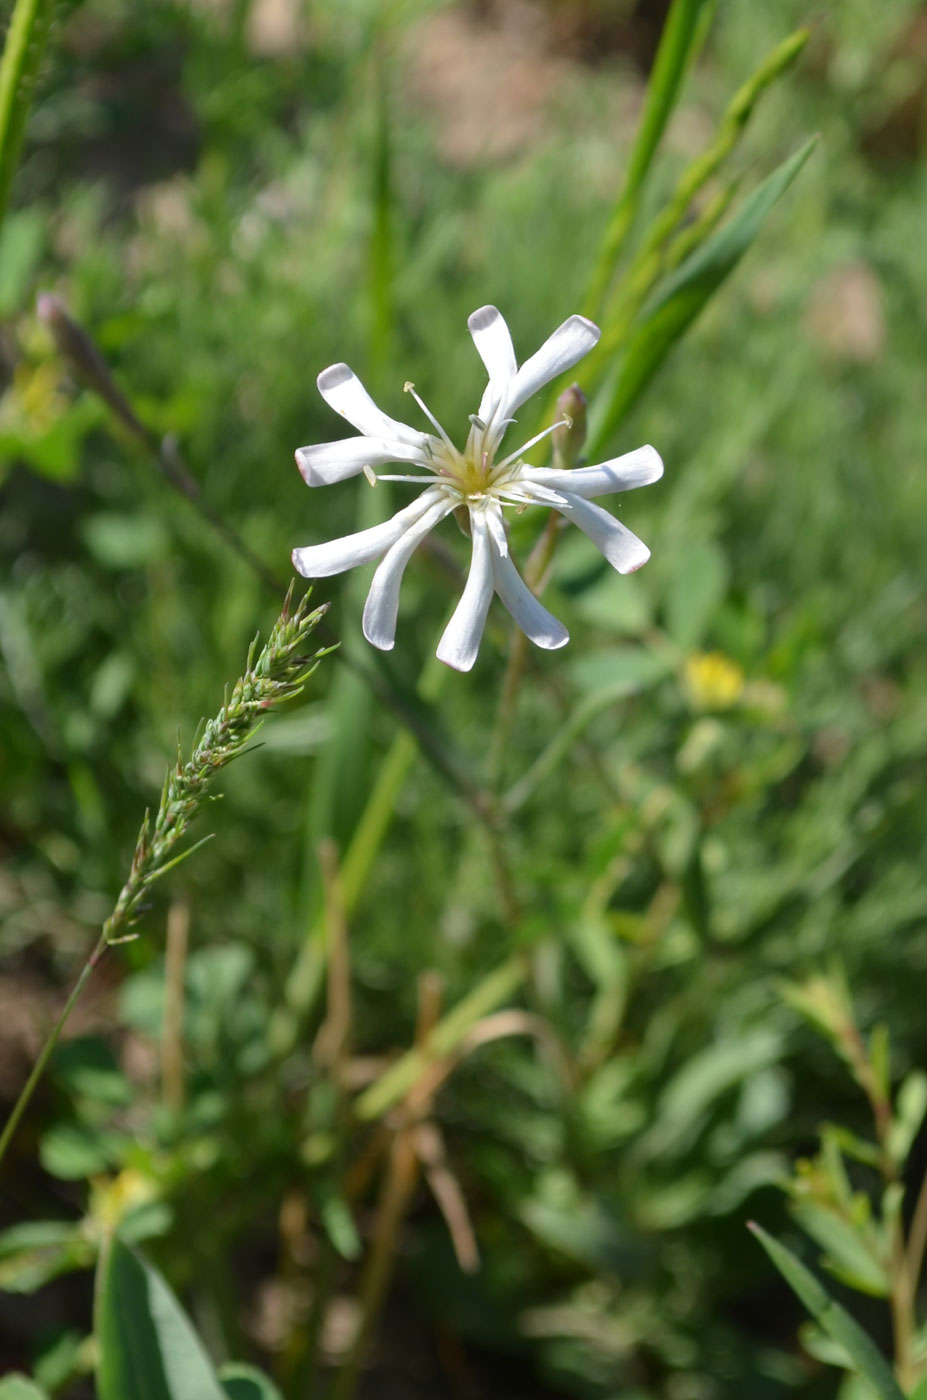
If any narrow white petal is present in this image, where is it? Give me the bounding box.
[436,511,494,673]
[292,489,443,579]
[554,491,650,574]
[485,503,509,559]
[520,445,663,500]
[490,526,569,651]
[362,498,455,650]
[317,363,427,448]
[496,315,600,424]
[296,436,427,487]
[468,306,517,424]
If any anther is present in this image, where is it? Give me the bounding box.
[363,464,378,487]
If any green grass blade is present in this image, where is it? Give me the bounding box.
[588,134,818,454]
[95,1236,226,1400]
[600,26,810,333]
[0,0,55,230]
[583,0,715,319]
[748,1224,906,1400]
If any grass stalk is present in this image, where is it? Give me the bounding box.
[0,590,330,1169]
[0,0,55,229]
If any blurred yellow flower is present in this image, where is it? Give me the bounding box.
[683,651,745,710]
[89,1168,158,1233]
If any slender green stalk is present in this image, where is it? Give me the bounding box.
[582,0,715,321]
[354,953,527,1122]
[0,0,55,229]
[0,589,331,1169]
[0,935,105,1166]
[596,26,810,350]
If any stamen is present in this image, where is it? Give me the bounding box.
[363,464,378,487]
[376,474,442,484]
[404,381,454,448]
[469,413,487,431]
[496,416,571,471]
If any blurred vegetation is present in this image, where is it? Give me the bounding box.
[0,0,925,1397]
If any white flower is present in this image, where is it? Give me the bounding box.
[292,306,663,672]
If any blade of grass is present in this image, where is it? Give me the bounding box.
[582,0,716,321]
[598,26,811,336]
[748,1224,906,1400]
[588,134,818,455]
[0,0,55,230]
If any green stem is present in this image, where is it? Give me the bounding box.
[582,0,714,321]
[0,931,108,1169]
[354,953,527,1123]
[0,0,55,229]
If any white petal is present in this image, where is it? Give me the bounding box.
[496,315,600,425]
[362,498,455,650]
[468,306,517,421]
[489,521,569,651]
[485,503,509,558]
[296,436,427,487]
[520,445,663,500]
[436,511,494,673]
[554,491,650,574]
[292,489,443,579]
[317,363,427,448]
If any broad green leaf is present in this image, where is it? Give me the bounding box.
[0,1219,93,1293]
[39,1121,127,1181]
[219,1366,284,1400]
[0,1376,50,1399]
[590,136,818,453]
[908,1379,927,1400]
[749,1224,906,1400]
[96,1235,226,1400]
[792,1202,889,1297]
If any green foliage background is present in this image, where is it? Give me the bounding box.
[0,0,925,1396]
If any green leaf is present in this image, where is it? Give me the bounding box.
[320,1193,361,1261]
[791,1202,889,1298]
[584,0,715,318]
[590,135,818,453]
[96,1236,226,1400]
[0,1376,51,1399]
[39,1121,126,1180]
[887,1070,927,1167]
[0,1219,93,1293]
[0,206,43,314]
[907,1379,927,1400]
[748,1224,906,1400]
[218,1366,285,1400]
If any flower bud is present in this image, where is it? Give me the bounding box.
[552,383,587,470]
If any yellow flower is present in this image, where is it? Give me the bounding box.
[683,651,744,710]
